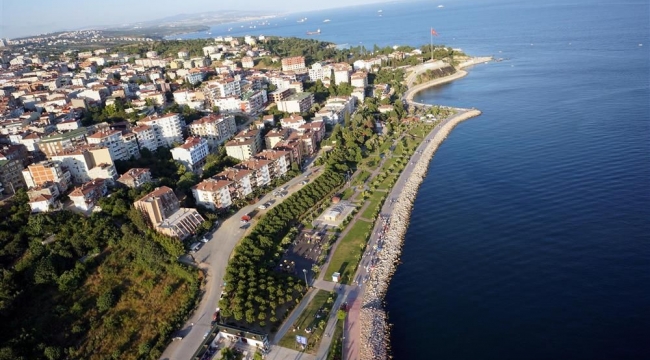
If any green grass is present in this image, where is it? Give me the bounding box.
[351,170,371,186]
[278,290,336,354]
[326,319,345,360]
[324,220,373,284]
[340,187,355,200]
[378,175,397,190]
[360,191,387,220]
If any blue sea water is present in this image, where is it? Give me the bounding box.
[182,0,650,358]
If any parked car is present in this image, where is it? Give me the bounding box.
[201,236,210,243]
[258,204,267,210]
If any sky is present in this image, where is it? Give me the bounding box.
[0,0,389,39]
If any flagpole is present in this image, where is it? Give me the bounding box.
[430,28,433,62]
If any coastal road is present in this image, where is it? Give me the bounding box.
[160,167,321,360]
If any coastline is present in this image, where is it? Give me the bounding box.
[358,108,482,360]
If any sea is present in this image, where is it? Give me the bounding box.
[178,0,650,359]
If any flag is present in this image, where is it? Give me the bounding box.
[431,28,439,36]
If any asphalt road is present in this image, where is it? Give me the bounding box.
[160,166,321,360]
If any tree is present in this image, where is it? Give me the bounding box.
[43,347,61,360]
[97,290,115,313]
[337,309,346,320]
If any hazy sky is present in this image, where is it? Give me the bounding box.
[0,0,388,39]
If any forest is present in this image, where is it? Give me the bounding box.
[0,191,200,360]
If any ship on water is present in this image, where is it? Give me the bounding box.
[306,29,321,35]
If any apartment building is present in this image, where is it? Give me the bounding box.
[276,92,314,114]
[0,159,26,195]
[187,114,237,149]
[203,78,242,104]
[351,71,368,88]
[236,158,272,188]
[134,186,204,239]
[171,137,209,171]
[192,178,233,211]
[225,128,262,161]
[255,149,291,178]
[22,160,71,192]
[265,128,292,149]
[86,128,140,161]
[240,90,267,115]
[38,127,88,157]
[241,57,255,69]
[51,147,117,184]
[117,168,152,188]
[269,88,294,103]
[131,124,158,153]
[309,62,333,82]
[281,56,306,72]
[298,120,326,144]
[333,63,352,85]
[214,167,254,199]
[137,113,184,148]
[69,179,107,212]
[280,115,307,130]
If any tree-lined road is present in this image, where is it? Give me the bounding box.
[160,168,320,360]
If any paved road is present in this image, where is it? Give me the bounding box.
[160,167,321,360]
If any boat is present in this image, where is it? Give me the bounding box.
[323,19,331,23]
[306,29,321,35]
[378,9,383,12]
[297,18,306,23]
[438,5,444,8]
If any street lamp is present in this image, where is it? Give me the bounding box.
[303,268,309,287]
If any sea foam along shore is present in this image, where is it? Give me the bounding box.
[358,108,482,360]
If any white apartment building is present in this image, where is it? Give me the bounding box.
[309,62,333,82]
[276,92,314,114]
[51,147,117,184]
[86,129,138,161]
[215,167,253,198]
[240,90,267,115]
[238,158,272,188]
[255,149,291,178]
[212,96,242,113]
[351,71,368,88]
[137,113,184,148]
[132,125,159,153]
[192,178,233,211]
[333,63,352,85]
[171,137,210,171]
[203,78,242,102]
[242,57,255,69]
[280,115,306,130]
[188,114,237,149]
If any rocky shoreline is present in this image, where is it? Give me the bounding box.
[358,109,482,360]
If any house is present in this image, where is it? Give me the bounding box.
[134,186,205,239]
[69,179,107,212]
[171,137,210,171]
[117,168,152,188]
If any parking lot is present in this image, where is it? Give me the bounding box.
[276,228,329,277]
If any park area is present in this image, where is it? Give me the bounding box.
[324,220,374,284]
[278,290,337,354]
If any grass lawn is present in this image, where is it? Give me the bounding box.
[326,319,345,360]
[340,187,355,200]
[351,170,371,186]
[378,175,397,190]
[278,290,337,354]
[324,220,373,284]
[360,191,387,220]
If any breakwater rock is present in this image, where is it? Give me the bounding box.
[358,109,482,360]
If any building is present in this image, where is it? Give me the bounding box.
[309,62,332,82]
[117,168,152,188]
[192,178,233,211]
[268,88,294,103]
[203,78,242,103]
[86,128,139,161]
[0,159,26,195]
[264,128,292,149]
[299,121,326,144]
[280,115,306,130]
[350,71,368,88]
[237,158,272,188]
[137,113,184,148]
[333,63,352,85]
[134,186,205,239]
[51,147,117,184]
[38,128,88,157]
[240,90,267,115]
[225,129,262,161]
[28,193,57,213]
[281,56,306,72]
[69,179,107,212]
[214,167,253,199]
[188,114,237,149]
[56,118,82,131]
[171,137,209,171]
[132,125,158,153]
[255,149,291,178]
[22,160,71,192]
[276,92,314,114]
[241,57,255,69]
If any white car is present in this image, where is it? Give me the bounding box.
[201,237,209,243]
[258,204,267,210]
